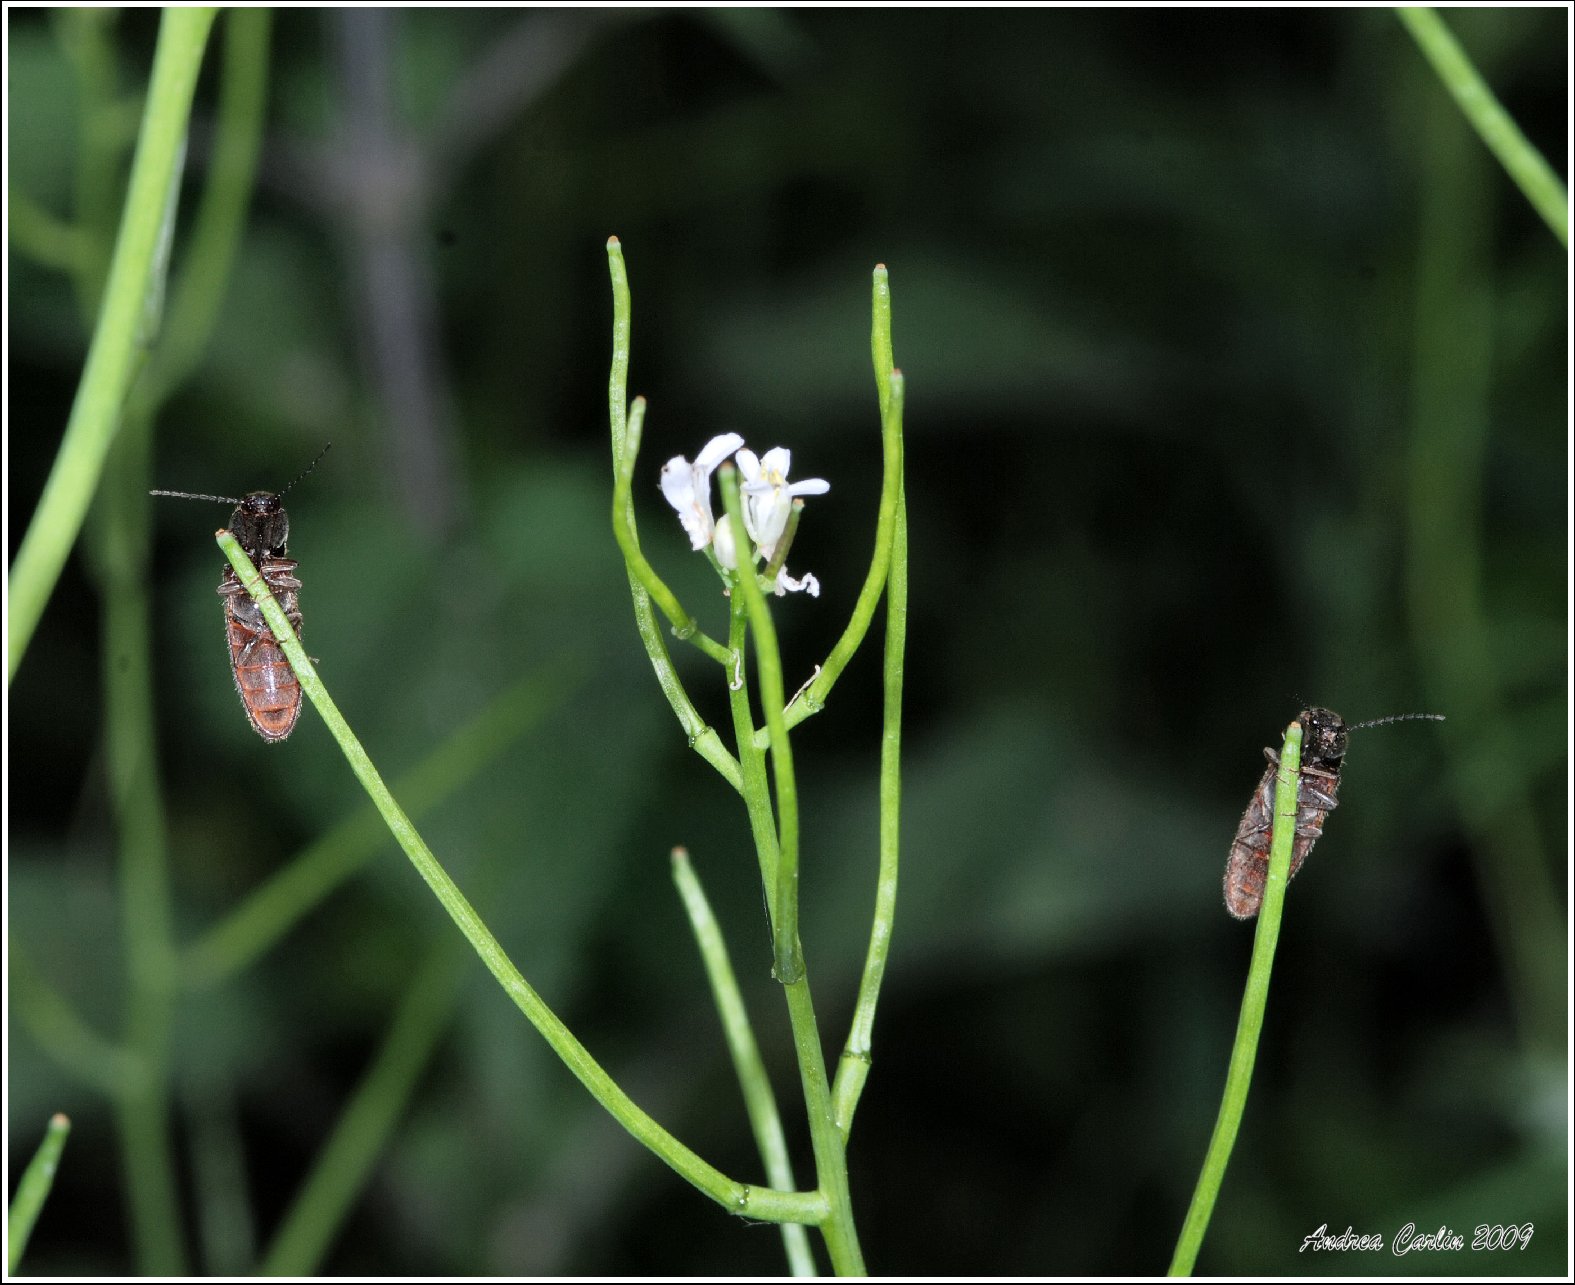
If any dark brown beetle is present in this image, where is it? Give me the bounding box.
[151,446,329,743]
[1223,707,1444,919]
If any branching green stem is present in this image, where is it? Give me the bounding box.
[215,530,823,1227]
[715,477,865,1274]
[606,237,743,792]
[1168,719,1303,1276]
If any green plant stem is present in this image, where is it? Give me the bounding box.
[261,944,467,1275]
[612,395,731,664]
[718,466,804,985]
[832,495,905,1134]
[54,7,124,317]
[7,1114,72,1274]
[671,849,817,1277]
[215,530,824,1227]
[182,665,569,988]
[8,7,217,685]
[727,604,784,916]
[784,267,904,739]
[606,237,743,792]
[139,7,271,408]
[1403,84,1564,1054]
[186,1083,257,1276]
[85,328,191,1274]
[832,274,908,1133]
[753,267,905,748]
[99,457,185,1276]
[783,980,865,1275]
[1168,719,1302,1276]
[1396,7,1567,246]
[714,483,865,1275]
[7,189,95,276]
[8,944,143,1098]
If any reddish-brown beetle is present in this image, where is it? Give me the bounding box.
[151,446,329,743]
[1223,706,1444,919]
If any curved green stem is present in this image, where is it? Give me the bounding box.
[1396,7,1567,246]
[671,849,817,1276]
[613,396,732,664]
[6,189,95,277]
[606,237,743,792]
[1168,719,1302,1276]
[754,267,904,747]
[791,267,904,731]
[215,530,822,1227]
[832,267,908,1134]
[9,945,144,1100]
[8,7,218,684]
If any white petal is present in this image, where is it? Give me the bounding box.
[695,432,745,473]
[786,477,829,497]
[659,456,697,512]
[751,494,791,555]
[734,447,762,484]
[760,446,792,479]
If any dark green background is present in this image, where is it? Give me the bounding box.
[8,7,1567,1276]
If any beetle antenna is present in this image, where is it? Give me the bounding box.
[149,489,243,504]
[1348,712,1445,731]
[278,443,332,498]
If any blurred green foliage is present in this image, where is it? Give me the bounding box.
[7,7,1566,1275]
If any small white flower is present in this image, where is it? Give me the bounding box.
[736,447,829,560]
[660,432,744,551]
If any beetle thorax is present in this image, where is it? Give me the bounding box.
[229,492,290,560]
